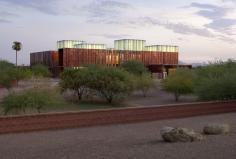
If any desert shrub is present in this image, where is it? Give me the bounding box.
[0,60,17,89]
[31,64,51,77]
[134,73,155,97]
[120,60,148,76]
[1,88,58,115]
[162,68,195,101]
[120,60,154,96]
[60,65,134,103]
[86,66,134,103]
[60,68,89,100]
[194,60,236,100]
[14,67,33,85]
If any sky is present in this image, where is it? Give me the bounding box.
[0,0,236,65]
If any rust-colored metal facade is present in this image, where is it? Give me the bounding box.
[30,51,61,76]
[30,48,179,76]
[60,48,178,67]
[30,51,59,67]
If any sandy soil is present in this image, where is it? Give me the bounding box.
[0,113,235,159]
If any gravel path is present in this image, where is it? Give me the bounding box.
[0,113,235,159]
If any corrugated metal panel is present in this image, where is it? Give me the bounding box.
[60,49,178,67]
[30,51,59,67]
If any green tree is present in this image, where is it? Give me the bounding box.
[194,60,236,101]
[162,68,195,101]
[12,41,22,66]
[120,60,148,76]
[87,66,134,103]
[120,60,154,97]
[135,74,155,97]
[60,68,88,100]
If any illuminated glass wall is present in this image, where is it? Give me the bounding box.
[145,45,179,52]
[114,39,146,51]
[57,40,85,49]
[75,43,106,50]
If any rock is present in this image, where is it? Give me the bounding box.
[161,127,204,142]
[203,124,230,135]
[160,127,174,136]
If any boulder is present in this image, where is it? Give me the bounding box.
[203,124,230,135]
[160,127,174,135]
[161,127,204,142]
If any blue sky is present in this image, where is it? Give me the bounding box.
[0,0,236,65]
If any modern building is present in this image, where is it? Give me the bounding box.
[57,40,85,49]
[75,43,106,50]
[145,45,179,52]
[31,39,191,78]
[114,39,146,51]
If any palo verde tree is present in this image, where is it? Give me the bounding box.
[120,60,148,76]
[162,68,195,101]
[87,66,134,103]
[12,41,22,66]
[135,73,155,97]
[120,60,154,97]
[194,60,236,101]
[60,68,89,100]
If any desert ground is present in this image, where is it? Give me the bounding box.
[0,113,235,159]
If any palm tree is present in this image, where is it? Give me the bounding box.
[12,41,22,66]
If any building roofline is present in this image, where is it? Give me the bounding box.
[146,45,179,47]
[57,40,86,42]
[114,39,146,41]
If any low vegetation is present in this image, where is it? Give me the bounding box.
[194,60,236,101]
[61,65,134,103]
[121,60,155,97]
[2,88,59,115]
[31,64,51,78]
[162,60,236,101]
[0,60,17,90]
[162,68,195,101]
[1,59,236,116]
[120,60,148,75]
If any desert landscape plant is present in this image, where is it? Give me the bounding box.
[2,88,59,115]
[162,68,195,101]
[86,66,134,103]
[0,60,17,90]
[194,60,236,100]
[60,68,89,100]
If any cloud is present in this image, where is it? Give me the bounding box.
[83,0,133,23]
[0,19,11,23]
[90,33,130,39]
[217,35,236,44]
[130,16,214,38]
[222,0,236,4]
[189,2,236,34]
[0,11,18,23]
[0,0,60,15]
